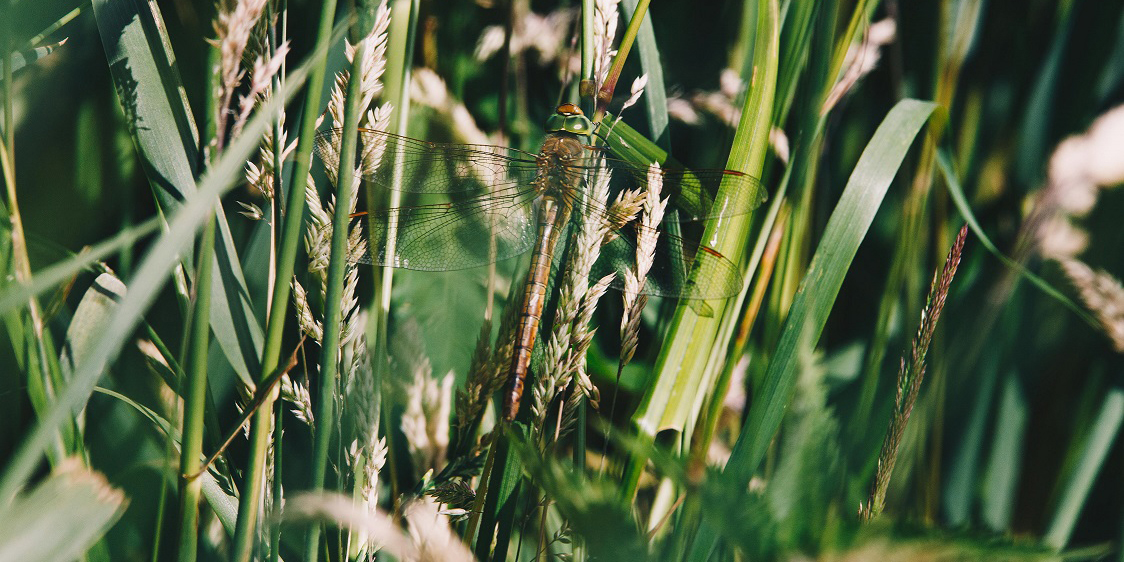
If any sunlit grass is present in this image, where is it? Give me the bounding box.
[2,0,1123,561]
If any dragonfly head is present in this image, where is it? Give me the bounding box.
[545,103,594,137]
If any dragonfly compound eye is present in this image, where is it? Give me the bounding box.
[545,108,594,137]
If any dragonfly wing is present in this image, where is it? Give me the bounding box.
[591,224,743,299]
[316,128,541,194]
[352,188,538,271]
[572,154,768,221]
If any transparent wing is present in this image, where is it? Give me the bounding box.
[319,126,764,289]
[567,153,768,221]
[571,157,762,300]
[591,220,743,299]
[351,186,539,271]
[316,127,541,194]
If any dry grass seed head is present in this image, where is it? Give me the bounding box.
[1061,259,1124,353]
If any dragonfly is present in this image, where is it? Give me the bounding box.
[315,103,766,421]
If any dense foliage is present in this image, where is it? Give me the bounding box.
[1,0,1123,560]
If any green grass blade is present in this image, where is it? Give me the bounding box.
[1044,385,1124,548]
[773,0,817,121]
[91,0,264,384]
[59,273,126,382]
[176,214,216,562]
[935,148,1095,325]
[0,38,67,77]
[631,0,778,445]
[620,0,669,150]
[981,371,1029,531]
[943,345,1003,525]
[728,98,938,483]
[0,216,161,315]
[233,0,343,557]
[304,27,370,562]
[687,99,939,560]
[93,385,242,536]
[1013,1,1075,188]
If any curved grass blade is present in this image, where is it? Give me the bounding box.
[0,216,161,316]
[59,273,126,382]
[935,148,1095,326]
[689,99,940,560]
[727,98,939,487]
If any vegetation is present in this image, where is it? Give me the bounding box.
[1,0,1123,560]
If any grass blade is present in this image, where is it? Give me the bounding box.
[0,217,161,316]
[728,98,938,483]
[303,21,371,562]
[630,0,778,454]
[1044,385,1124,548]
[91,0,264,384]
[620,0,669,150]
[175,214,215,562]
[232,0,343,557]
[688,99,939,559]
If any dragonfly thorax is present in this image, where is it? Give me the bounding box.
[534,133,587,201]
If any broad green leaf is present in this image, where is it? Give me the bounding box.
[391,269,489,383]
[621,0,670,150]
[727,98,938,484]
[688,98,939,561]
[91,0,264,383]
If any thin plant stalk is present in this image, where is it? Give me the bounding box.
[861,225,967,521]
[303,36,371,562]
[175,212,216,562]
[1,135,73,465]
[268,396,285,562]
[579,0,595,104]
[266,5,287,559]
[230,0,340,558]
[366,0,418,506]
[593,0,649,119]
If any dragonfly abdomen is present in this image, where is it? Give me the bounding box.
[503,195,573,421]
